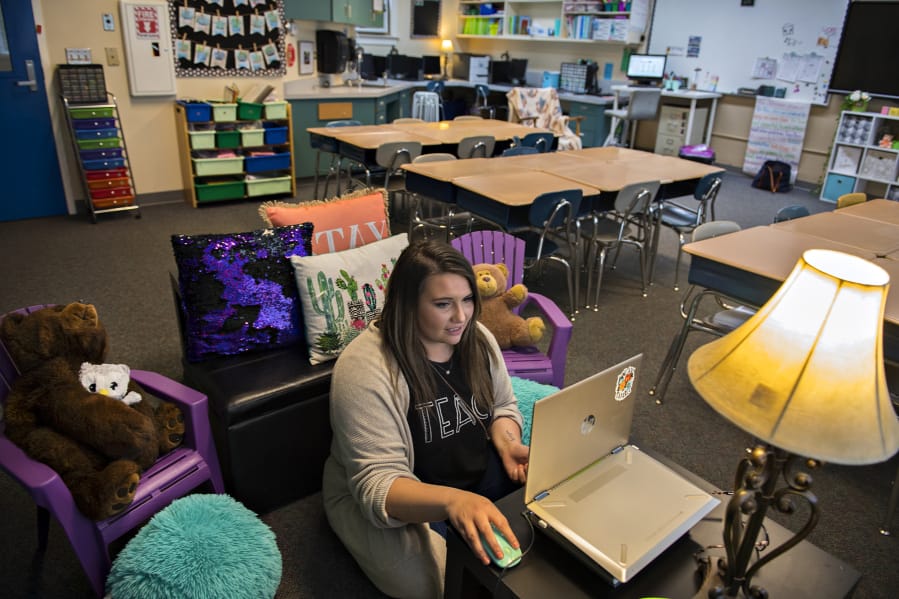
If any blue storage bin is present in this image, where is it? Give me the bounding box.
[80,148,123,161]
[244,151,291,173]
[263,124,288,145]
[178,101,213,122]
[83,157,127,170]
[822,173,856,202]
[72,117,116,129]
[75,127,119,140]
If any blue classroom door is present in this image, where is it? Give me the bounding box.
[0,0,67,221]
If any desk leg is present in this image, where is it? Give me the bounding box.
[684,98,697,149]
[705,97,718,146]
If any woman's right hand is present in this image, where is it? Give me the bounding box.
[446,489,519,566]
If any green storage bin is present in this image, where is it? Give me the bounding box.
[210,102,237,122]
[240,128,265,146]
[69,106,115,119]
[77,138,122,150]
[195,179,246,203]
[192,156,244,176]
[189,130,216,150]
[264,101,288,120]
[238,101,264,120]
[245,175,292,197]
[216,129,241,149]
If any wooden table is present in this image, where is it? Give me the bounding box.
[389,119,548,144]
[838,197,899,226]
[771,210,899,256]
[403,158,534,204]
[684,223,899,360]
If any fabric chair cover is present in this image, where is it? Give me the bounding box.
[505,87,582,151]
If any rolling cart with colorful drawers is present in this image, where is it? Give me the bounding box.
[174,99,295,207]
[62,93,140,223]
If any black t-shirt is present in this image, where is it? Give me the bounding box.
[408,361,491,490]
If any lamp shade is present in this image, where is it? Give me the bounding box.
[441,39,454,52]
[687,249,899,465]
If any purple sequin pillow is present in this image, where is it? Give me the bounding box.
[172,223,313,362]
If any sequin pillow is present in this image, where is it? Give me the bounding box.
[172,224,313,362]
[258,187,390,254]
[290,233,409,365]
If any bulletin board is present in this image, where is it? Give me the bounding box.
[167,0,286,77]
[647,0,850,105]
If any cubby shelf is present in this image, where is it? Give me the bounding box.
[821,111,899,202]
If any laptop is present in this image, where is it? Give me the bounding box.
[524,354,719,586]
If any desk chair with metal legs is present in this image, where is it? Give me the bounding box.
[457,135,495,159]
[314,119,361,199]
[370,141,422,220]
[412,91,441,122]
[604,88,662,148]
[648,220,757,404]
[408,153,473,241]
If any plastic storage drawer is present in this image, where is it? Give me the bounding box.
[822,173,857,202]
[86,167,129,180]
[92,195,135,209]
[263,124,288,145]
[216,129,241,149]
[246,175,292,197]
[88,176,130,190]
[240,129,265,146]
[189,130,216,150]
[80,148,123,161]
[69,106,114,119]
[180,102,212,122]
[77,138,121,150]
[238,101,264,120]
[195,179,245,202]
[72,117,116,129]
[244,152,290,173]
[83,157,127,170]
[192,156,244,176]
[75,127,119,140]
[90,186,132,199]
[211,102,237,122]
[264,102,288,119]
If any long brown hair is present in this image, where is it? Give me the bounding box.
[379,240,497,414]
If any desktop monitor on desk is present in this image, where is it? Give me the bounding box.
[626,54,667,86]
[387,54,423,80]
[361,53,386,80]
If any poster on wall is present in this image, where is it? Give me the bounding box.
[167,0,286,77]
[742,97,811,183]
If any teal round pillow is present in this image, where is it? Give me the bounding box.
[106,494,282,599]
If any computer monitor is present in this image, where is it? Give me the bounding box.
[422,55,442,78]
[387,54,423,80]
[626,54,667,86]
[361,53,386,80]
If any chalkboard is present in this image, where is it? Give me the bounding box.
[648,0,849,104]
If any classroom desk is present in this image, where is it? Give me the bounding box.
[403,158,534,204]
[771,210,899,256]
[683,225,899,360]
[444,459,860,599]
[611,85,722,146]
[838,197,899,226]
[388,119,548,145]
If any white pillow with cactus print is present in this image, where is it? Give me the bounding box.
[290,233,408,364]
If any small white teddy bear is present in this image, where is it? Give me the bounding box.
[78,362,142,406]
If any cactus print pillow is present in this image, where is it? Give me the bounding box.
[172,224,313,362]
[290,233,408,365]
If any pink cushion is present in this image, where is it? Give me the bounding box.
[258,188,391,254]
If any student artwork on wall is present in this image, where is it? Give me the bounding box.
[167,0,285,77]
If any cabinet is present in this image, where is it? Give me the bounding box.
[174,101,296,207]
[560,99,611,148]
[290,89,412,179]
[654,104,709,156]
[62,93,140,223]
[821,111,899,202]
[458,0,648,44]
[283,0,384,28]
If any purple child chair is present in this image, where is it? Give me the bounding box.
[0,305,225,597]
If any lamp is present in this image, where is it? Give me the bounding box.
[687,249,899,598]
[441,39,454,80]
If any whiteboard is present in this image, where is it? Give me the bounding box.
[648,0,849,105]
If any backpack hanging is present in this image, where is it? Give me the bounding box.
[751,160,793,193]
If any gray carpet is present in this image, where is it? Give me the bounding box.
[0,170,896,598]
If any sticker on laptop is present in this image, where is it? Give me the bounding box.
[615,366,636,401]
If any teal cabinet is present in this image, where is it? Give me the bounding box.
[290,90,411,179]
[561,100,611,148]
[283,0,383,27]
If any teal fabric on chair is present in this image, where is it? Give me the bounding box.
[511,376,559,446]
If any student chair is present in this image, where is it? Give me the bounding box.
[502,145,539,157]
[520,132,555,153]
[457,135,495,159]
[452,231,573,388]
[314,119,362,199]
[773,204,810,223]
[408,153,473,241]
[474,84,499,119]
[836,191,866,209]
[603,89,662,148]
[647,221,757,404]
[0,304,224,597]
[506,87,582,150]
[582,181,660,310]
[652,172,723,290]
[412,91,442,122]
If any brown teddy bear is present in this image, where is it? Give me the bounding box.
[473,263,545,349]
[0,303,185,521]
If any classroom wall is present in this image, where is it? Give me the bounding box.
[34,0,865,214]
